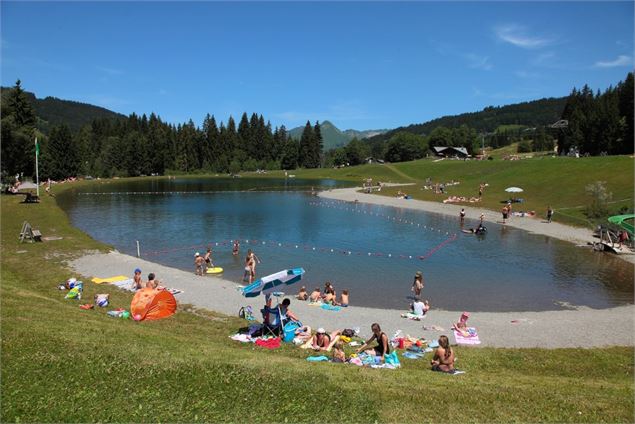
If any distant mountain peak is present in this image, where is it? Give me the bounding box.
[288,120,389,150]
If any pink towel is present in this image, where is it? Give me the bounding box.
[453,328,481,345]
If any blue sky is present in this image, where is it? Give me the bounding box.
[1,1,633,131]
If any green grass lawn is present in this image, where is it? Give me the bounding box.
[284,155,634,228]
[1,182,634,422]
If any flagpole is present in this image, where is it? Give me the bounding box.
[35,137,39,197]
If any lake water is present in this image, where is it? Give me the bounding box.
[57,177,634,312]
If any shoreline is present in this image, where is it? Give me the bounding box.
[318,186,635,264]
[69,250,634,348]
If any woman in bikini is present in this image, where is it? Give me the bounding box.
[356,323,390,362]
[431,335,455,373]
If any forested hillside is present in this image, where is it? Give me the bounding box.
[365,97,567,145]
[1,73,632,182]
[0,86,125,134]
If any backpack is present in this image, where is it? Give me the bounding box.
[238,306,255,321]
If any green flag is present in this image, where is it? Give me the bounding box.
[35,138,39,156]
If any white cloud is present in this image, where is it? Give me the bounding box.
[465,53,493,70]
[495,24,553,49]
[594,55,633,68]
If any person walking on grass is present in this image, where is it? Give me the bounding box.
[547,206,554,223]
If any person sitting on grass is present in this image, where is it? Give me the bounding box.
[145,273,158,289]
[431,335,455,373]
[132,268,143,290]
[302,328,342,351]
[355,323,390,362]
[279,298,299,324]
[332,341,346,363]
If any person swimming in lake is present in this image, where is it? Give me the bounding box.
[463,224,486,235]
[232,240,240,256]
[460,208,466,223]
[431,335,455,373]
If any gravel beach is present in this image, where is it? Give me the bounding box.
[68,186,634,349]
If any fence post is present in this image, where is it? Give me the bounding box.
[136,240,140,258]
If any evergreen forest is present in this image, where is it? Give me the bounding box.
[1,73,632,181]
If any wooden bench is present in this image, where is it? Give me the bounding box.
[19,221,43,243]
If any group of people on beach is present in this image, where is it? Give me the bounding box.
[191,241,263,283]
[132,268,162,290]
[296,281,349,307]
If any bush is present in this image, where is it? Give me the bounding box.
[585,181,613,218]
[517,140,532,153]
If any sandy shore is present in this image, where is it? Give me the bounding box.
[69,250,634,348]
[319,186,635,264]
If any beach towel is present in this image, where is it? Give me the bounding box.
[402,351,424,359]
[453,327,481,345]
[401,312,426,321]
[321,304,341,311]
[255,337,281,349]
[111,278,135,291]
[230,334,253,343]
[92,275,129,284]
[306,355,330,362]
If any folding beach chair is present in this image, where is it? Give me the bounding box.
[260,304,284,337]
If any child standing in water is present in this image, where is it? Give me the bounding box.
[411,271,424,297]
[232,240,240,256]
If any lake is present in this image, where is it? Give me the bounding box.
[57,177,634,312]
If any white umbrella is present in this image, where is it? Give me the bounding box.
[240,268,305,298]
[17,182,38,190]
[505,187,524,193]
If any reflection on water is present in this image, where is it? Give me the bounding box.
[58,177,634,312]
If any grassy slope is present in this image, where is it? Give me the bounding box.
[282,156,634,228]
[1,179,634,422]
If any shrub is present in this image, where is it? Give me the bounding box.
[585,181,613,218]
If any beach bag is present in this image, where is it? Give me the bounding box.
[238,306,254,321]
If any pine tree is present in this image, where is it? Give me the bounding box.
[298,121,314,168]
[8,79,36,128]
[46,124,78,179]
[618,72,634,154]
